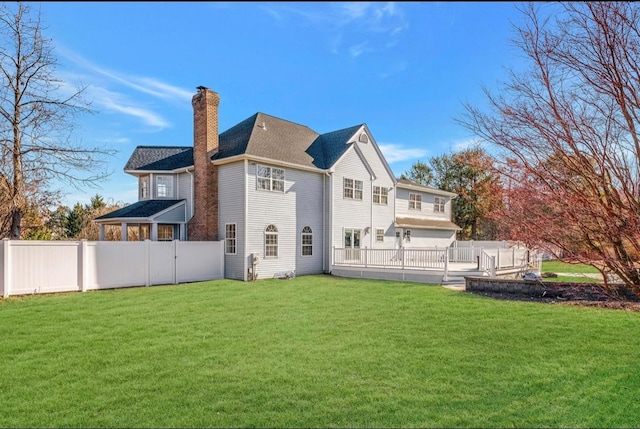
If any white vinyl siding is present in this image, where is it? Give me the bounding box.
[332,145,396,251]
[218,162,246,280]
[177,171,193,220]
[155,203,186,222]
[402,228,455,248]
[246,163,324,278]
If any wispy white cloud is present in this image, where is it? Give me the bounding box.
[56,45,192,103]
[267,2,408,59]
[54,45,191,130]
[89,86,170,129]
[378,143,428,163]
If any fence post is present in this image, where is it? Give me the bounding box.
[401,247,405,270]
[3,239,10,298]
[443,250,449,282]
[145,239,151,287]
[491,256,497,277]
[80,240,88,292]
[512,247,516,268]
[172,240,177,285]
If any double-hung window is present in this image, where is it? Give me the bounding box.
[376,228,384,243]
[409,193,422,210]
[225,224,237,255]
[373,186,388,205]
[156,175,173,198]
[434,196,446,213]
[343,178,363,200]
[257,165,285,192]
[140,176,150,199]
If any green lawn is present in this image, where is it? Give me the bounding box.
[541,259,606,283]
[1,275,639,428]
[541,259,601,274]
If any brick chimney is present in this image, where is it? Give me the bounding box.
[188,86,220,241]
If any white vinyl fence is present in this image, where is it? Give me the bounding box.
[1,239,224,298]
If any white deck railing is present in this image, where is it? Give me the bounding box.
[334,245,541,279]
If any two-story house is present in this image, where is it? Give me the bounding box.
[95,86,460,281]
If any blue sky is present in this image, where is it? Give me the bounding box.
[33,1,528,208]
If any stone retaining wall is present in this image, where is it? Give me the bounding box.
[464,276,639,301]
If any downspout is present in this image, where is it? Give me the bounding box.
[186,168,194,241]
[325,170,333,273]
[244,159,249,281]
[370,178,374,249]
[323,172,325,272]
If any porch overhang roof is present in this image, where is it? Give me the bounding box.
[395,217,461,231]
[94,199,186,224]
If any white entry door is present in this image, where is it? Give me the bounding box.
[344,228,362,261]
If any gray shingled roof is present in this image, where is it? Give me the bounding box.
[125,146,193,171]
[123,112,364,172]
[95,199,185,220]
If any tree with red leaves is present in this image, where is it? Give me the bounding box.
[459,2,640,291]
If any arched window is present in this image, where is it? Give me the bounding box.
[265,224,279,258]
[301,226,313,256]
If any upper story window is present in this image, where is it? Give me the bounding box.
[343,178,363,200]
[376,228,384,242]
[409,193,422,210]
[139,176,150,199]
[373,186,388,205]
[434,196,446,213]
[156,175,173,198]
[257,165,285,192]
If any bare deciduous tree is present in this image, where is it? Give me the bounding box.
[0,2,114,239]
[459,2,640,290]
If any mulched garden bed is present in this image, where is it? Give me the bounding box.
[466,281,640,312]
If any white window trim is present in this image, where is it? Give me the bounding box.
[225,223,237,255]
[409,193,422,210]
[434,196,446,213]
[257,165,285,193]
[140,176,150,200]
[343,178,363,201]
[375,228,384,243]
[156,175,173,198]
[158,224,174,241]
[264,224,279,258]
[373,186,388,205]
[301,226,313,257]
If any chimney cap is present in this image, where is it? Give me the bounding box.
[196,85,209,91]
